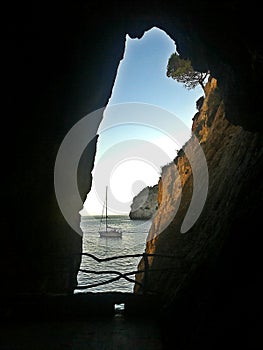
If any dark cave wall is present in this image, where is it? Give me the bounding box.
[3,2,128,294]
[2,0,263,295]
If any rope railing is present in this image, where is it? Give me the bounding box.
[76,252,178,291]
[80,252,178,262]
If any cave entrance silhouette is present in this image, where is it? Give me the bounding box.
[75,27,204,295]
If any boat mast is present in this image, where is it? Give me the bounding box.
[105,186,108,232]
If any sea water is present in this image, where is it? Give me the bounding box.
[75,215,151,293]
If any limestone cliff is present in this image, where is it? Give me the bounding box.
[135,77,263,303]
[129,185,158,220]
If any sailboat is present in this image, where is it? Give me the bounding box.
[98,186,122,238]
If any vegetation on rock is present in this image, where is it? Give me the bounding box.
[167,53,209,92]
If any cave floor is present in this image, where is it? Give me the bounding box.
[0,292,165,350]
[0,314,163,350]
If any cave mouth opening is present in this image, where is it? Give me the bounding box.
[75,26,204,295]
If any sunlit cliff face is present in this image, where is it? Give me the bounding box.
[135,77,263,298]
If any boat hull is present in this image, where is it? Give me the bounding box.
[99,230,122,238]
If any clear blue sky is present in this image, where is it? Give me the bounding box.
[83,27,204,216]
[107,26,203,127]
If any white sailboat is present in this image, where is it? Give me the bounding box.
[98,186,122,238]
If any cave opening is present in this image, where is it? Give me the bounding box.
[75,26,204,294]
[3,4,262,350]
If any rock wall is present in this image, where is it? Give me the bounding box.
[129,185,158,220]
[135,77,263,347]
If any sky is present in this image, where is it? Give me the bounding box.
[82,27,203,216]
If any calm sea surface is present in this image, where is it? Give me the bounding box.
[75,215,151,293]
